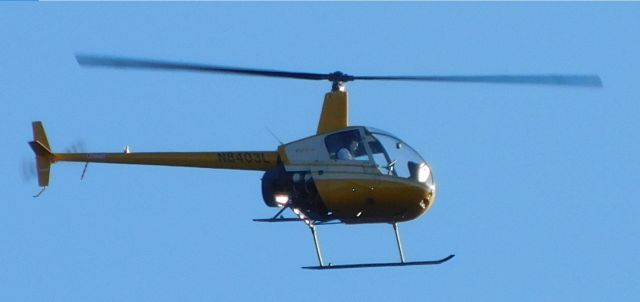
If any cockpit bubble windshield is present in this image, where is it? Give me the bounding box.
[366,130,433,185]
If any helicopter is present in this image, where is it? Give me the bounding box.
[28,54,602,269]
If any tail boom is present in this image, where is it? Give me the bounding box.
[52,151,278,171]
[29,121,279,188]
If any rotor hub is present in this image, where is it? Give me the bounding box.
[328,71,353,91]
[327,71,354,83]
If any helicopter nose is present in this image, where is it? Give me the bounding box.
[422,183,436,209]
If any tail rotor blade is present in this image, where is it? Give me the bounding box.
[21,159,36,183]
[64,140,86,154]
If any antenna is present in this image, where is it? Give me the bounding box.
[265,126,284,145]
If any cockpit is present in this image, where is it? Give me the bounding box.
[323,127,434,186]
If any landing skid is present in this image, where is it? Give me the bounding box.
[253,217,341,225]
[256,208,453,270]
[304,222,454,270]
[253,217,302,223]
[253,206,340,225]
[302,254,455,270]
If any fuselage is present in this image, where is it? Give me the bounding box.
[262,126,436,224]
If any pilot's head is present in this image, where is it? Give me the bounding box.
[349,140,359,153]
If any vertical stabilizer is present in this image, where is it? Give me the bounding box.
[29,121,53,187]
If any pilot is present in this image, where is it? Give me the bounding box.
[337,140,359,160]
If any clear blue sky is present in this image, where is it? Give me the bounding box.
[2,2,639,301]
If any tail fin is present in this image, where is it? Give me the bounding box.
[28,121,54,187]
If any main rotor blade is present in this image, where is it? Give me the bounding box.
[76,54,329,81]
[77,54,602,87]
[353,74,603,87]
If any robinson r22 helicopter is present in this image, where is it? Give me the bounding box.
[29,54,602,269]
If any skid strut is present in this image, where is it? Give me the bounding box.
[393,223,405,263]
[271,206,288,219]
[309,225,325,267]
[302,222,455,270]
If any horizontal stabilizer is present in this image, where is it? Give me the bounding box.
[29,140,52,157]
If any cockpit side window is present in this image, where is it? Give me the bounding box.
[325,130,368,161]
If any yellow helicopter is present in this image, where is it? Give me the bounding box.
[29,55,602,269]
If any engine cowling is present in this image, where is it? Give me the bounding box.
[261,165,329,219]
[261,165,292,207]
